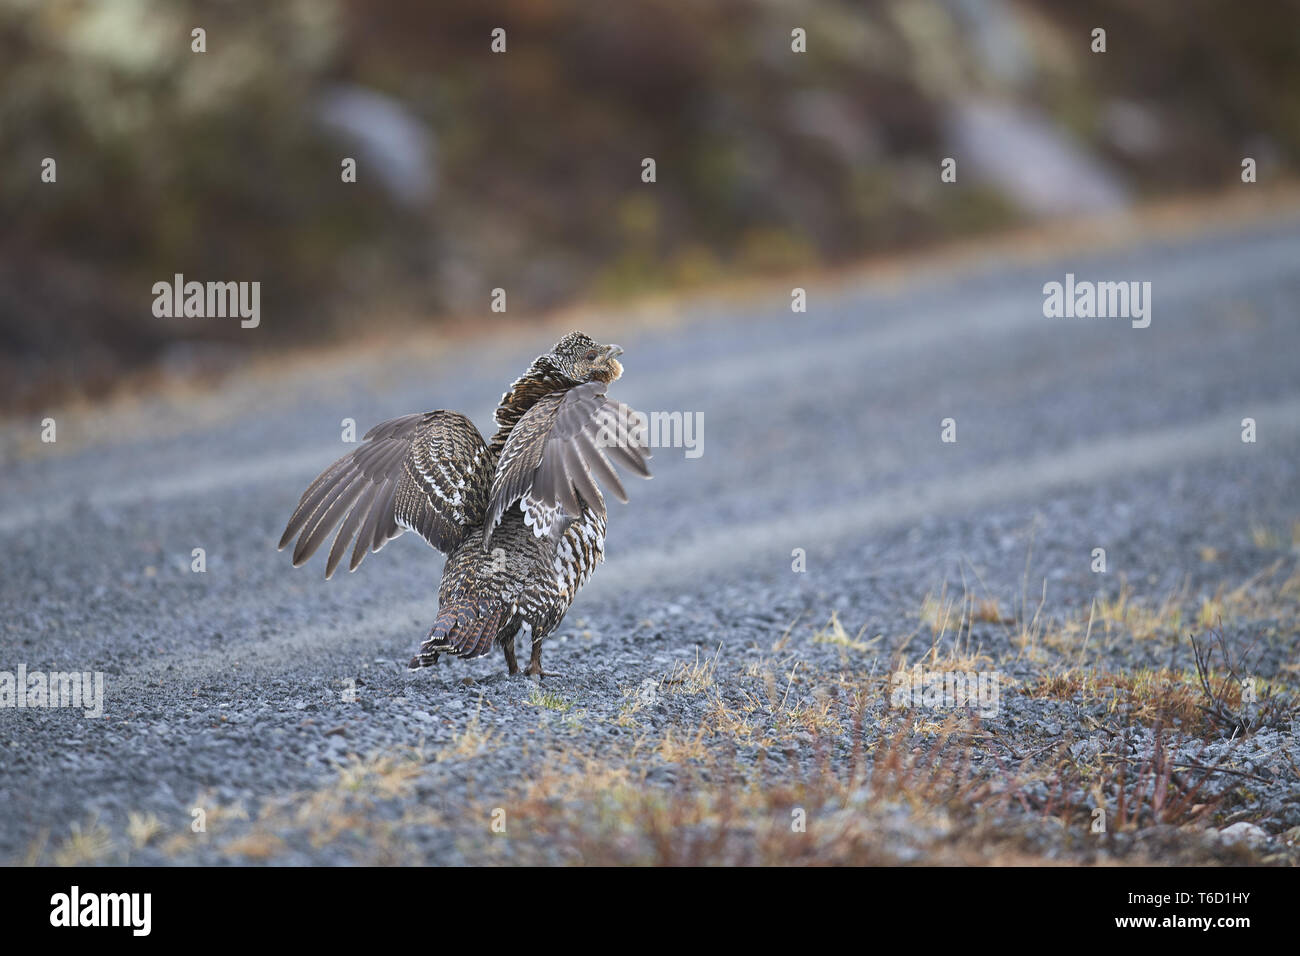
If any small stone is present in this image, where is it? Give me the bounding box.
[1218,821,1267,845]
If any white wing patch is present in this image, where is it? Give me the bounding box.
[521,494,566,540]
[553,509,607,595]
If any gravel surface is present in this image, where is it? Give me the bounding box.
[3,214,1299,864]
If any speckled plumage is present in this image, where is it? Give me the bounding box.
[278,332,651,676]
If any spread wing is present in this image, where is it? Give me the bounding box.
[279,410,494,578]
[483,382,651,549]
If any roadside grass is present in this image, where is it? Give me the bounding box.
[1094,579,1188,641]
[459,710,1287,865]
[436,699,494,761]
[1088,559,1299,645]
[651,726,710,762]
[1251,523,1281,550]
[50,816,114,866]
[125,811,165,849]
[20,559,1300,866]
[467,712,992,865]
[528,686,574,713]
[660,645,722,695]
[810,611,878,653]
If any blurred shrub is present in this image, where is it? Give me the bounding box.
[1,0,1297,409]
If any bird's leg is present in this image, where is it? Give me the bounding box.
[502,631,519,675]
[523,634,558,678]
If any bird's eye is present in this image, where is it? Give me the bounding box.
[584,349,599,360]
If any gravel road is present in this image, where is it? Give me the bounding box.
[3,212,1299,864]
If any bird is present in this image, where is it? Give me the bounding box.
[277,332,651,677]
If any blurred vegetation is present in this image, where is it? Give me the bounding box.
[2,0,1299,410]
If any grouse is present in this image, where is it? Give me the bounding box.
[278,332,651,676]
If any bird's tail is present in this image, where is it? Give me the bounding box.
[408,599,504,668]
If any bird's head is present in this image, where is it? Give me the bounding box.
[550,331,624,384]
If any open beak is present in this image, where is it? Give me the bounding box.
[598,344,625,382]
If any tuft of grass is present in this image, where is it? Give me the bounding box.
[1087,723,1227,833]
[972,598,1015,624]
[1095,577,1187,640]
[702,693,757,740]
[780,697,845,736]
[1191,629,1300,736]
[661,645,722,695]
[436,698,495,761]
[1251,523,1281,549]
[222,830,287,860]
[811,611,877,652]
[1030,667,1209,728]
[654,726,710,762]
[919,586,961,636]
[528,686,574,712]
[338,751,425,797]
[125,811,165,849]
[52,817,115,866]
[770,613,803,653]
[1197,595,1227,629]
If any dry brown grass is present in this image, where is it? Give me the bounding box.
[125,811,165,849]
[50,816,114,866]
[436,701,495,761]
[1030,668,1212,728]
[21,557,1300,867]
[660,645,722,695]
[811,611,877,653]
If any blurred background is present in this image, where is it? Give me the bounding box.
[3,0,1299,412]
